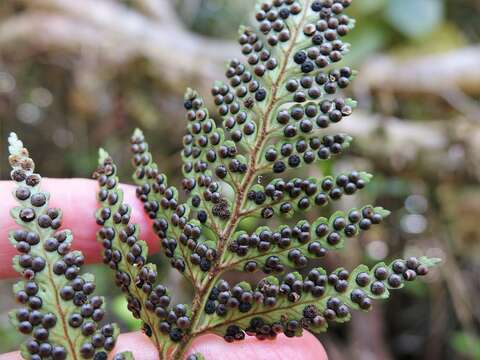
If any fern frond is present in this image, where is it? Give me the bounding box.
[94,1,442,359]
[241,171,372,218]
[94,150,191,357]
[199,257,440,340]
[222,206,390,273]
[129,130,217,287]
[8,133,119,360]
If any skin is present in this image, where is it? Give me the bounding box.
[0,179,328,360]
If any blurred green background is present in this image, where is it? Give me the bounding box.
[0,0,479,359]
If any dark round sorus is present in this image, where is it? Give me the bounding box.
[19,208,36,222]
[388,274,402,288]
[370,281,385,295]
[16,187,31,201]
[51,346,67,360]
[416,265,429,276]
[23,174,40,187]
[31,193,47,207]
[12,169,27,182]
[403,269,417,281]
[374,267,389,280]
[356,272,370,287]
[392,260,407,274]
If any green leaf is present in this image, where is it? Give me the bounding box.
[242,171,372,218]
[222,205,390,272]
[259,134,353,176]
[8,132,118,360]
[94,151,192,357]
[200,257,440,339]
[178,0,360,239]
[181,90,241,226]
[129,129,215,287]
[385,0,444,38]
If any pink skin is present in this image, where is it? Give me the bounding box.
[0,179,160,278]
[0,179,328,360]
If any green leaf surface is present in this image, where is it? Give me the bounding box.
[242,171,372,218]
[8,133,118,360]
[200,257,440,338]
[223,205,390,273]
[95,150,191,357]
[129,129,214,287]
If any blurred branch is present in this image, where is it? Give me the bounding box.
[440,248,479,330]
[356,47,480,96]
[0,0,237,95]
[4,0,480,103]
[441,87,480,121]
[337,112,480,179]
[425,280,448,360]
[135,0,182,25]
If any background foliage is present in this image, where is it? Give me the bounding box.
[0,0,479,359]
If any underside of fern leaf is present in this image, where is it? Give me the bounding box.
[94,0,441,359]
[199,256,440,340]
[94,150,192,358]
[7,133,120,360]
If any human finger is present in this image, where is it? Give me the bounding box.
[0,178,159,279]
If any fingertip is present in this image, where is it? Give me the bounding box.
[0,332,327,360]
[108,332,158,360]
[0,178,159,279]
[0,351,20,360]
[188,332,327,360]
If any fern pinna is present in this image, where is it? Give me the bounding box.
[7,133,135,360]
[94,0,440,359]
